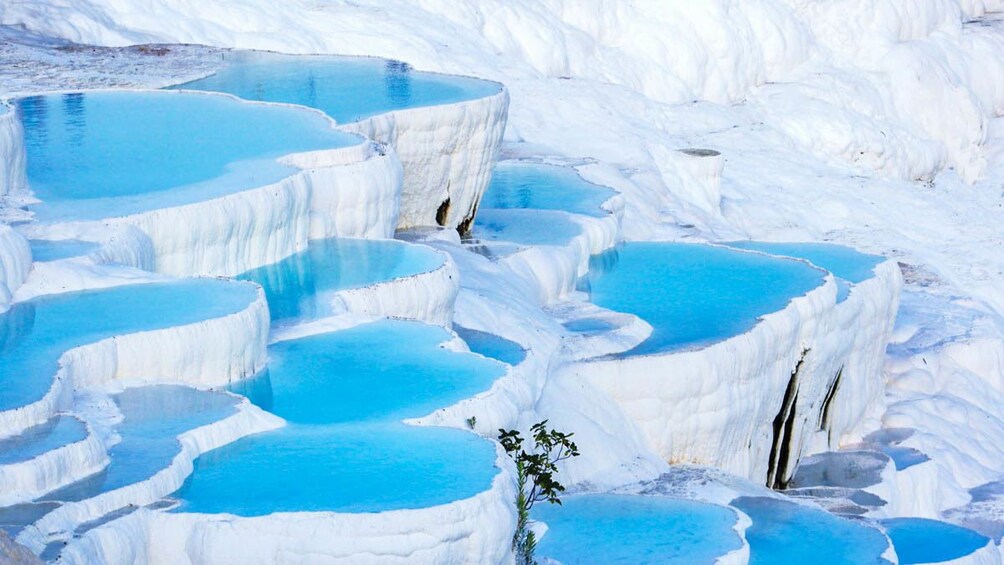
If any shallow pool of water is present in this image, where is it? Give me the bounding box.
[582,243,825,355]
[724,242,883,302]
[42,386,238,502]
[882,518,989,564]
[28,239,100,262]
[473,208,582,248]
[733,496,890,564]
[173,321,503,516]
[482,162,616,218]
[174,52,501,123]
[0,416,87,465]
[0,279,259,413]
[237,238,442,325]
[18,91,358,221]
[454,326,526,366]
[534,494,743,565]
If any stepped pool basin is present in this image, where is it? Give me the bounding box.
[41,386,238,503]
[0,279,259,413]
[733,497,890,564]
[724,242,883,302]
[482,162,616,218]
[28,239,99,262]
[17,90,359,222]
[533,494,744,565]
[581,243,825,355]
[237,237,443,325]
[473,208,582,248]
[0,416,86,465]
[173,51,502,124]
[881,518,990,564]
[173,321,503,516]
[454,326,526,366]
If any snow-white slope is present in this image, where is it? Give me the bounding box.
[0,0,1002,558]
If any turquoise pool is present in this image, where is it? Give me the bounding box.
[174,52,501,124]
[482,162,616,218]
[28,240,99,262]
[473,208,582,248]
[881,518,990,564]
[18,91,359,221]
[534,494,744,565]
[0,416,87,465]
[724,242,884,302]
[41,386,238,503]
[173,321,503,516]
[581,243,825,355]
[238,238,442,325]
[733,497,890,564]
[0,279,259,413]
[454,326,526,366]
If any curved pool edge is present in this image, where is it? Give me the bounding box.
[564,252,901,487]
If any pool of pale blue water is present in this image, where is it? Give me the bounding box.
[482,162,616,218]
[238,238,442,324]
[454,326,526,366]
[473,208,582,247]
[28,239,100,262]
[563,318,617,333]
[0,279,259,412]
[581,243,825,355]
[18,91,359,221]
[724,242,884,302]
[173,52,501,124]
[882,518,990,564]
[534,494,743,565]
[173,320,503,516]
[41,386,238,502]
[0,416,87,465]
[733,497,891,565]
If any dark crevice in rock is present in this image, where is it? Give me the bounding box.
[819,367,843,442]
[435,197,451,227]
[456,199,479,238]
[767,349,808,490]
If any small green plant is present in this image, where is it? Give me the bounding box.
[465,416,477,430]
[498,420,580,565]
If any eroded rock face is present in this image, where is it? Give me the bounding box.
[0,530,42,565]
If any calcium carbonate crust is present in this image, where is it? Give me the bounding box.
[0,283,269,439]
[564,256,902,487]
[340,87,509,233]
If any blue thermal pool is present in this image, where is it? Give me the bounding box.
[533,494,744,565]
[0,416,87,465]
[41,386,238,503]
[733,497,890,564]
[174,51,501,123]
[237,237,442,325]
[173,321,503,516]
[881,518,990,564]
[581,243,825,355]
[482,162,617,218]
[28,239,100,262]
[454,326,526,366]
[473,208,582,248]
[17,91,359,222]
[0,279,259,413]
[724,242,883,302]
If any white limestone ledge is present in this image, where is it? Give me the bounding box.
[341,87,509,233]
[0,283,269,439]
[560,258,902,488]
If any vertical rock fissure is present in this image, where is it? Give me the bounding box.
[767,349,808,490]
[435,197,451,227]
[818,367,843,443]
